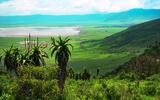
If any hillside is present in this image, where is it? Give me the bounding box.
[109,42,160,78]
[101,18,160,51]
[0,9,160,27]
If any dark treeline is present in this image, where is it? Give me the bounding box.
[68,68,101,80]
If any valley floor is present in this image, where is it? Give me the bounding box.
[0,26,136,75]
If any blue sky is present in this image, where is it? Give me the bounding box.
[0,0,160,16]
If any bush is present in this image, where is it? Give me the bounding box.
[143,82,157,96]
[17,66,59,80]
[0,93,14,100]
[15,79,60,100]
[146,74,160,82]
[13,66,61,99]
[105,86,120,100]
[118,71,143,81]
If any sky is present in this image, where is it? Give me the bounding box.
[0,0,160,16]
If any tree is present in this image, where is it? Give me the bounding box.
[50,36,73,90]
[97,68,100,77]
[3,46,21,74]
[82,69,90,80]
[29,45,48,66]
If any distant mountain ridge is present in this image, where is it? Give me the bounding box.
[0,9,160,27]
[105,8,160,25]
[101,18,160,51]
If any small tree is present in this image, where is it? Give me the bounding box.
[50,36,73,90]
[2,46,21,74]
[29,45,48,66]
[96,68,100,77]
[82,69,90,80]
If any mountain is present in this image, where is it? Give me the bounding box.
[105,9,160,25]
[0,14,107,27]
[0,9,160,27]
[101,18,160,51]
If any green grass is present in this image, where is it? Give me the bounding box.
[0,26,135,75]
[101,19,160,52]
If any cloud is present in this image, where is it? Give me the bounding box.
[0,0,159,16]
[142,0,160,9]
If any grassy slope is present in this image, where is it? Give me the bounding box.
[101,19,160,52]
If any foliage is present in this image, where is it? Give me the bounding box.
[0,26,160,99]
[3,46,19,72]
[50,36,73,90]
[109,41,160,79]
[143,82,157,96]
[0,93,14,100]
[146,74,160,82]
[15,79,60,100]
[20,51,32,66]
[29,45,48,66]
[81,69,91,80]
[0,27,128,75]
[0,66,61,100]
[117,71,144,81]
[0,66,159,100]
[17,66,59,80]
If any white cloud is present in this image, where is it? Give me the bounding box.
[0,0,159,16]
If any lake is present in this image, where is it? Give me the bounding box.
[0,26,80,37]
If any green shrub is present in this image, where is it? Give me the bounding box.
[17,66,59,80]
[105,86,120,100]
[146,74,160,82]
[118,71,143,81]
[15,79,60,100]
[0,93,14,100]
[143,82,157,96]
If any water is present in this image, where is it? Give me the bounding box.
[0,26,80,37]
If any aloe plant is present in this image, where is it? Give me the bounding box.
[50,36,73,90]
[29,45,48,66]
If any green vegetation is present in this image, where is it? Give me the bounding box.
[0,37,160,100]
[0,27,128,75]
[0,66,160,99]
[109,41,160,77]
[101,19,160,52]
[50,37,73,90]
[0,19,160,99]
